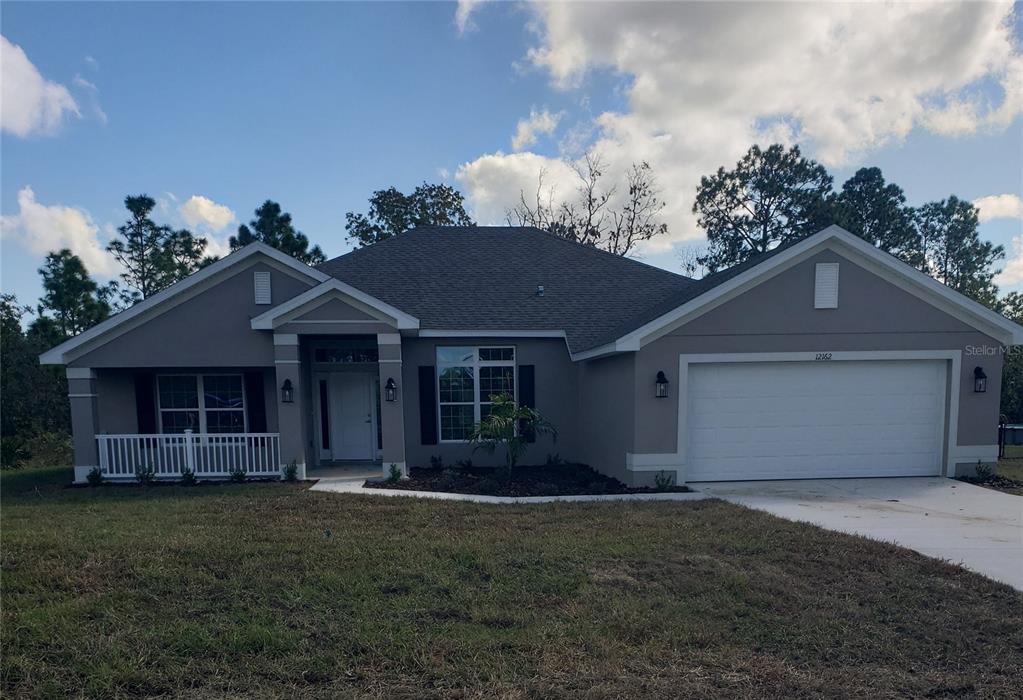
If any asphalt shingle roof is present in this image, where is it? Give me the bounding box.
[317,226,700,353]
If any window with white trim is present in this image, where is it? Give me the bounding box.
[157,374,246,434]
[437,346,515,441]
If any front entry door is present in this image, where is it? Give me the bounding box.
[315,374,376,462]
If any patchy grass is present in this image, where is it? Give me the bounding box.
[3,466,1021,698]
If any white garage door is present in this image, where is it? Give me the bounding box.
[685,360,947,481]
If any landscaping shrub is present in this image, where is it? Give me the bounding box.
[86,466,103,487]
[654,470,676,491]
[135,465,156,486]
[229,466,247,483]
[0,437,29,470]
[387,463,402,482]
[283,461,299,482]
[179,467,196,486]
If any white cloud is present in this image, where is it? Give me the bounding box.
[996,236,1023,287]
[72,74,107,125]
[0,186,118,276]
[455,0,485,35]
[511,107,564,151]
[456,2,1023,243]
[1,35,80,137]
[179,195,236,232]
[974,194,1023,222]
[457,151,579,225]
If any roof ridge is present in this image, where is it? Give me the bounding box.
[321,225,695,284]
[514,226,696,283]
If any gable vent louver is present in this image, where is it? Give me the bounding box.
[814,263,839,309]
[254,271,272,305]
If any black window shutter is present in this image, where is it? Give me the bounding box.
[134,372,157,433]
[419,365,437,445]
[244,371,267,432]
[519,364,536,443]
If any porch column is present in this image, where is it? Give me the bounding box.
[67,367,99,484]
[377,333,407,477]
[274,334,307,479]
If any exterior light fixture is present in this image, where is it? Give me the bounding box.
[385,378,397,402]
[655,371,669,398]
[281,379,295,403]
[973,366,987,393]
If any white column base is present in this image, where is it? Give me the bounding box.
[73,466,97,484]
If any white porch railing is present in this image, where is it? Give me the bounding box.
[97,432,281,479]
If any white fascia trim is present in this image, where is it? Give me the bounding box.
[40,243,328,365]
[418,329,567,338]
[610,226,1023,353]
[250,279,420,331]
[570,342,619,362]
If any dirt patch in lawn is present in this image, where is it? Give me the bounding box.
[364,463,691,497]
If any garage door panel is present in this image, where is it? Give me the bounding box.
[685,360,945,481]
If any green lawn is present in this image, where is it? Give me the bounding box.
[1000,444,1023,482]
[2,466,1021,698]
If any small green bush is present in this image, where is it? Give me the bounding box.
[654,470,676,491]
[456,458,473,469]
[86,466,103,487]
[974,460,993,482]
[229,466,247,483]
[545,453,566,466]
[179,468,196,486]
[429,455,444,470]
[136,465,156,486]
[388,463,402,482]
[283,461,299,482]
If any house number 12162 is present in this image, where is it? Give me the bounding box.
[815,353,833,361]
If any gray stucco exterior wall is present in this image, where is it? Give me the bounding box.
[630,250,1005,477]
[399,337,579,468]
[576,352,636,484]
[69,260,316,368]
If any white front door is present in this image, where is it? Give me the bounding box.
[316,372,376,461]
[685,360,947,481]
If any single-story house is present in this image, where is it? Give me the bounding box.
[41,225,1023,485]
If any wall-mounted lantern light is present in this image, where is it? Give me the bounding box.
[655,371,669,399]
[973,366,987,393]
[385,378,397,402]
[281,379,295,403]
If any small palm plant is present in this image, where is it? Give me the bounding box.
[468,393,556,479]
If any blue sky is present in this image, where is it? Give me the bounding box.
[2,1,1022,309]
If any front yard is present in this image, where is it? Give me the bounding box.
[2,466,1021,698]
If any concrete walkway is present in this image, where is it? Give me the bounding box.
[309,477,708,504]
[698,477,1023,590]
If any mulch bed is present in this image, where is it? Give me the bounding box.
[364,463,691,497]
[957,473,1023,496]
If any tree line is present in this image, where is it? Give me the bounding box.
[2,144,1020,467]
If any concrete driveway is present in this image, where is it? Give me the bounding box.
[697,477,1023,590]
